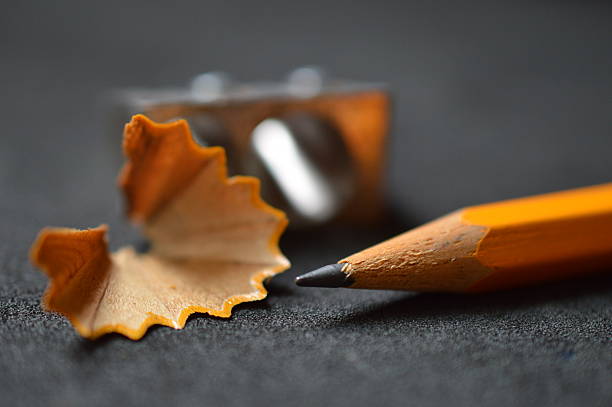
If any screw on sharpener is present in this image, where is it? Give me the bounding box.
[287,66,326,98]
[191,72,233,102]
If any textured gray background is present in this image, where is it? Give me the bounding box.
[1,1,611,406]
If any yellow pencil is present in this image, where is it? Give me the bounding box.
[296,184,612,292]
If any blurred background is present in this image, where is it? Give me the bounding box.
[2,0,610,226]
[1,1,610,406]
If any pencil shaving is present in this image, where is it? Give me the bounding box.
[30,115,290,340]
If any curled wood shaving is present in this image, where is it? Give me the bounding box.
[31,115,289,340]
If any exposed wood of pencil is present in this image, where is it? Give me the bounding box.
[337,183,612,292]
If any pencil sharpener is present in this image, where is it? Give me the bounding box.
[111,67,390,227]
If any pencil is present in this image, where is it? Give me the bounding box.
[295,183,612,292]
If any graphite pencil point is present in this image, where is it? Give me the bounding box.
[295,263,353,288]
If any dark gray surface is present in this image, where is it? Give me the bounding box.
[1,1,611,406]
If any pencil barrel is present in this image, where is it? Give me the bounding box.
[341,184,612,292]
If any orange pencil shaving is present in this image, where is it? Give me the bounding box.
[30,115,289,340]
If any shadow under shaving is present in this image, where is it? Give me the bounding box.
[331,272,612,327]
[74,330,137,354]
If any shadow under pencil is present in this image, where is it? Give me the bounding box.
[328,271,612,326]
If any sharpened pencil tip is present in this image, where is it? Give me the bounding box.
[295,263,353,288]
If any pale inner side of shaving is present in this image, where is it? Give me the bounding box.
[144,152,287,265]
[92,248,279,331]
